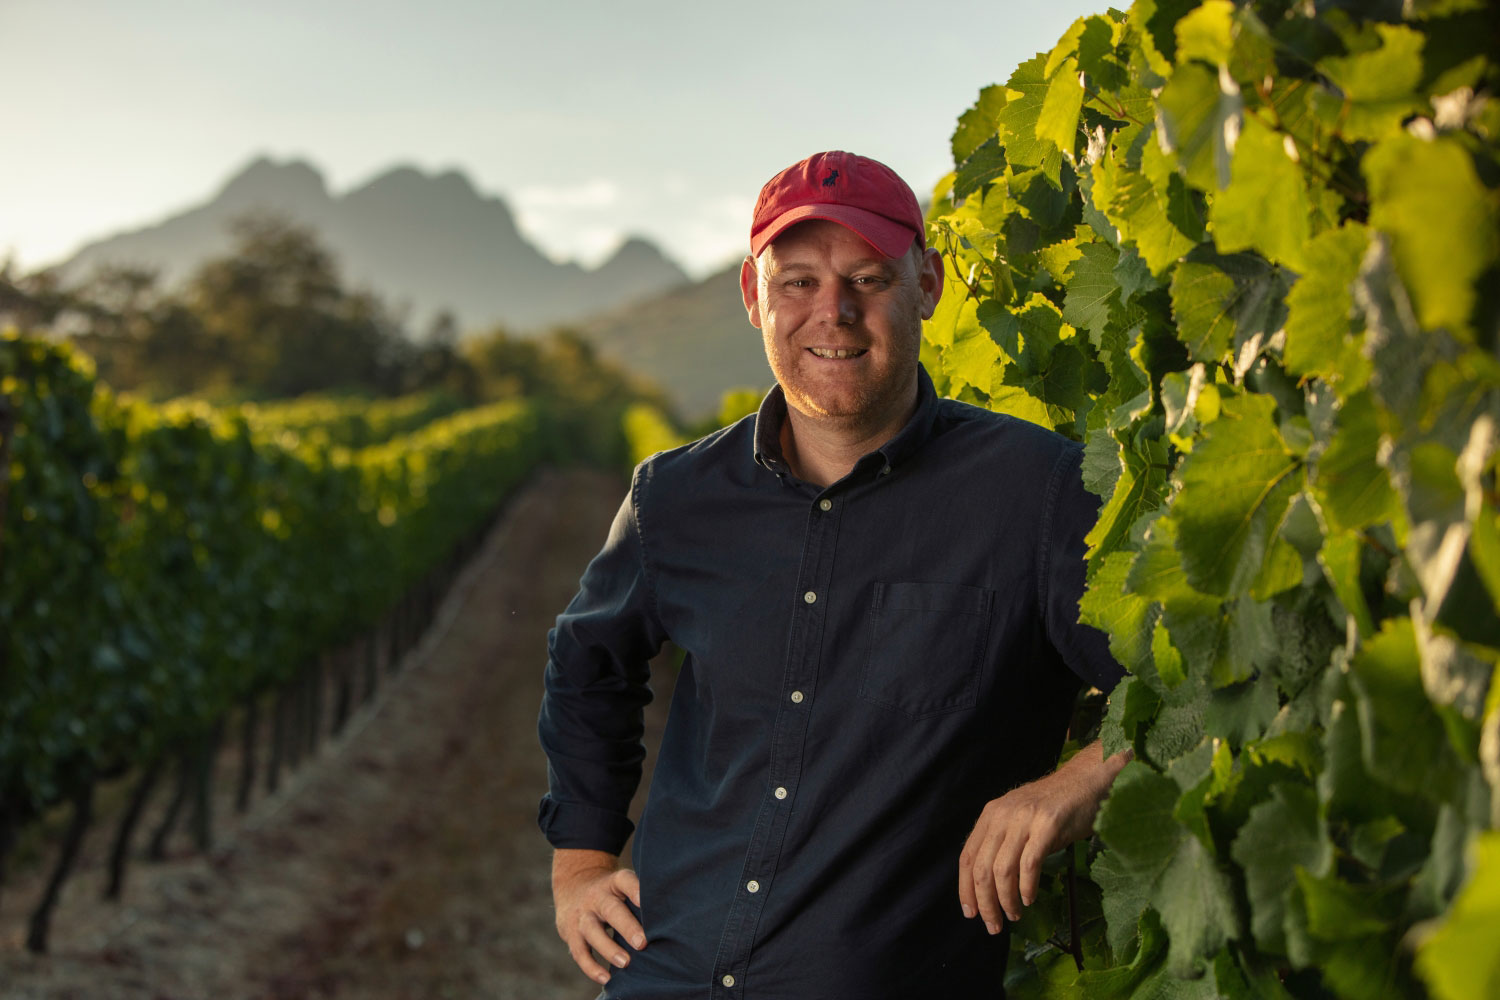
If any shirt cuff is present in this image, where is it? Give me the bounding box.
[537,795,635,855]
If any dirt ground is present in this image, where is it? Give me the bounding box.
[0,467,675,1000]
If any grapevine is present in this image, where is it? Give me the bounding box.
[924,2,1499,997]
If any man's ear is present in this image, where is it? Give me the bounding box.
[917,246,944,321]
[740,255,764,330]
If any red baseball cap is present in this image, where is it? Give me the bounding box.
[750,151,925,260]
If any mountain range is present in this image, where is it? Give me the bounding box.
[57,157,690,334]
[56,156,773,418]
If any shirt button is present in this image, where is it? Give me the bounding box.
[880,464,892,476]
[722,973,736,988]
[790,690,804,704]
[747,880,760,893]
[775,786,788,799]
[819,498,832,511]
[803,590,817,604]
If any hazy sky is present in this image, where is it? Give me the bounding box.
[3,0,1104,279]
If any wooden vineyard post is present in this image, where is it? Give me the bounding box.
[189,721,222,852]
[236,694,259,814]
[105,757,164,900]
[148,750,191,861]
[26,778,95,953]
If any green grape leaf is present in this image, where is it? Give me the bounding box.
[1153,832,1240,977]
[954,136,1008,201]
[1249,534,1302,600]
[1348,616,1460,799]
[1082,550,1158,675]
[1082,426,1123,500]
[1156,61,1241,191]
[1036,239,1085,284]
[1301,925,1413,1000]
[1364,132,1500,340]
[1168,254,1286,364]
[1086,438,1169,564]
[1012,166,1074,230]
[1152,620,1186,688]
[1469,503,1500,612]
[1318,697,1399,828]
[1414,831,1500,1000]
[1174,0,1233,66]
[1296,868,1397,942]
[1139,0,1197,68]
[1316,23,1425,141]
[1283,223,1372,391]
[1168,392,1305,597]
[1230,782,1332,955]
[945,322,1003,395]
[1090,846,1153,958]
[987,382,1058,430]
[1105,167,1202,276]
[1410,804,1474,923]
[952,84,1007,163]
[1037,57,1086,158]
[1208,115,1311,272]
[1004,339,1089,415]
[1318,530,1375,640]
[1000,53,1065,177]
[1112,244,1157,305]
[1061,242,1121,338]
[1128,516,1203,607]
[1104,674,1164,759]
[977,300,1020,359]
[1311,390,1402,535]
[1096,760,1181,878]
[1206,656,1278,734]
[1048,15,1117,81]
[925,258,979,349]
[1146,692,1209,766]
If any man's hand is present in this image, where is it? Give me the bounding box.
[552,847,647,986]
[958,741,1130,935]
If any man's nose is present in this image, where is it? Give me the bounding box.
[817,281,857,326]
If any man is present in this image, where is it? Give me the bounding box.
[538,151,1130,998]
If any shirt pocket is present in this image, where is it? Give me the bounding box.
[859,580,995,720]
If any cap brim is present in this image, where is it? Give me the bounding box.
[751,204,919,260]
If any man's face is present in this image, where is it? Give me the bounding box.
[740,219,942,433]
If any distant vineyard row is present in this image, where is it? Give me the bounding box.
[0,334,602,948]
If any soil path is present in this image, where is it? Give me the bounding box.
[0,467,673,1000]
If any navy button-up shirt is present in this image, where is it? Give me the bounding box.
[538,366,1123,999]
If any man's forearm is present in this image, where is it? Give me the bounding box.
[959,737,1132,930]
[1051,738,1132,833]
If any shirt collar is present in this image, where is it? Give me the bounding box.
[752,364,941,476]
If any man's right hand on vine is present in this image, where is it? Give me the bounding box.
[552,847,647,986]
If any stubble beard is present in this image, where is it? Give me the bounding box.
[765,324,922,436]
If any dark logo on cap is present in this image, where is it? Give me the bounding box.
[822,169,839,187]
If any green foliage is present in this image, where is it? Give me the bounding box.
[927,2,1499,995]
[0,331,568,820]
[622,384,770,468]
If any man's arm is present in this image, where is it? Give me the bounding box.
[957,739,1130,934]
[552,848,647,986]
[538,483,666,984]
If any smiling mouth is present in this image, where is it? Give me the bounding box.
[808,348,867,359]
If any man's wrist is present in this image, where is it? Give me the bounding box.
[553,847,621,888]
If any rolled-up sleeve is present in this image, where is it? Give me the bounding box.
[537,467,667,854]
